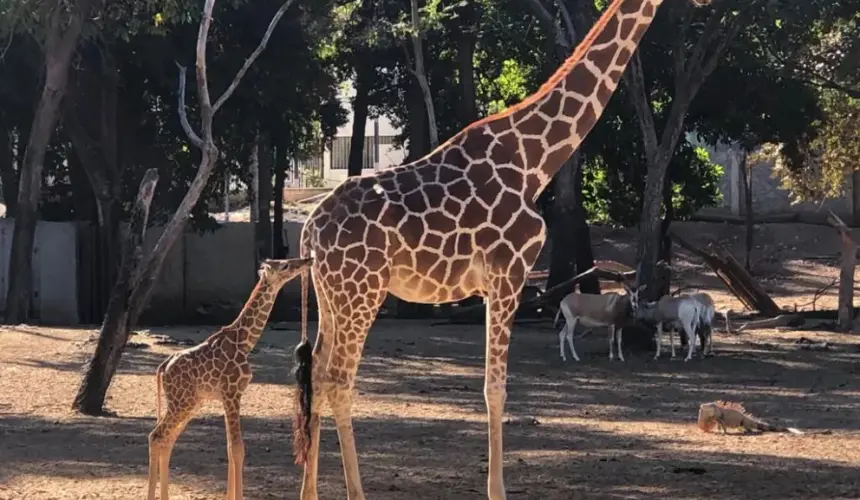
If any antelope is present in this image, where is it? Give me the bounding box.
[689,292,716,356]
[635,294,702,362]
[554,283,644,362]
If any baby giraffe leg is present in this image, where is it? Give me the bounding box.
[224,399,245,500]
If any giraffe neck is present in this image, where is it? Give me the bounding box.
[450,0,663,201]
[228,277,280,352]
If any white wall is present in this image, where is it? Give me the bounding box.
[0,219,78,325]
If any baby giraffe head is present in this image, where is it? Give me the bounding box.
[258,257,313,289]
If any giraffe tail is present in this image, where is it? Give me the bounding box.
[292,252,313,465]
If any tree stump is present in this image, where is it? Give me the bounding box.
[827,211,857,332]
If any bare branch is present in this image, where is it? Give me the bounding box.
[194,0,217,141]
[175,62,204,149]
[212,0,295,114]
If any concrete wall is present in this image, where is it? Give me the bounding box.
[700,139,853,216]
[0,219,78,325]
[139,220,308,325]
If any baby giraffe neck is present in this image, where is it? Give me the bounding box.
[230,278,279,352]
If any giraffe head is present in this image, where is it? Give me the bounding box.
[258,258,313,288]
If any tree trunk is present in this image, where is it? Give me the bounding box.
[742,150,753,271]
[405,82,429,162]
[256,131,273,262]
[5,0,91,323]
[853,170,860,226]
[249,132,260,250]
[827,211,856,331]
[0,128,18,217]
[547,153,598,297]
[455,3,478,125]
[347,65,370,177]
[71,169,159,414]
[273,147,287,258]
[409,0,438,148]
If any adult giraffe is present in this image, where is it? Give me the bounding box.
[293,0,711,498]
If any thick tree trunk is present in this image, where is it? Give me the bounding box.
[6,1,91,323]
[71,169,159,414]
[256,131,273,262]
[455,4,478,125]
[853,170,860,226]
[405,83,429,162]
[347,66,370,177]
[273,147,287,258]
[0,128,18,217]
[547,153,598,297]
[742,151,753,271]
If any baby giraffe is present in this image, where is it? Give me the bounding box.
[147,257,312,500]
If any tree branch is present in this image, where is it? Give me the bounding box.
[685,0,734,75]
[212,0,295,114]
[194,0,217,142]
[554,0,576,47]
[622,52,659,161]
[671,2,693,91]
[175,62,204,149]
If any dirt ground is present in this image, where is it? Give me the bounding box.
[2,222,860,499]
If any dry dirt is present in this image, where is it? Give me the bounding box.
[2,221,860,499]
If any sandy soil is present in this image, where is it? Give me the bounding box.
[2,221,860,499]
[1,308,859,499]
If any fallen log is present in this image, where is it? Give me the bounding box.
[737,314,804,332]
[670,231,780,316]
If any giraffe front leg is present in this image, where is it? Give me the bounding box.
[616,326,625,362]
[484,276,525,500]
[223,399,245,500]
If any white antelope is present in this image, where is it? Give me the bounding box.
[635,294,702,362]
[554,284,644,362]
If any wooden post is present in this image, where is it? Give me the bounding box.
[826,210,856,331]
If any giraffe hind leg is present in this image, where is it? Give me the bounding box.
[319,281,388,500]
[300,269,335,500]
